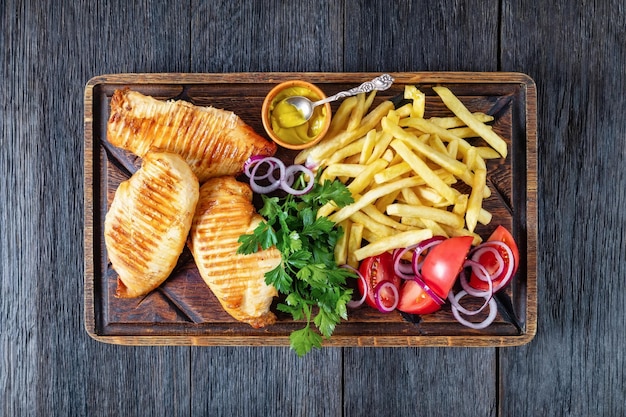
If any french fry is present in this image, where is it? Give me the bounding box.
[475,146,502,159]
[465,168,486,232]
[478,207,492,225]
[347,222,364,268]
[324,163,367,178]
[375,189,401,213]
[296,100,394,165]
[359,129,377,165]
[353,229,433,261]
[425,112,494,129]
[326,96,358,137]
[347,159,389,195]
[389,139,457,204]
[432,86,508,158]
[374,162,412,184]
[347,92,367,131]
[386,203,465,229]
[404,85,426,118]
[349,210,396,238]
[441,225,483,246]
[334,219,351,265]
[326,137,367,164]
[366,131,394,164]
[329,176,426,224]
[361,204,411,231]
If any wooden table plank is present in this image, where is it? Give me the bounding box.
[342,2,502,416]
[187,3,347,416]
[1,2,41,416]
[190,0,345,73]
[342,0,501,72]
[344,348,497,416]
[0,1,193,415]
[191,347,343,416]
[499,1,626,416]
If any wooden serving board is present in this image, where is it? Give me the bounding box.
[83,72,537,347]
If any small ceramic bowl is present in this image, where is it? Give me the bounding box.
[261,80,332,150]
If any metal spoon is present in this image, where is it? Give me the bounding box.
[284,74,395,125]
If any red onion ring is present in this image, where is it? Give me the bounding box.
[341,265,367,308]
[391,238,446,305]
[281,164,315,195]
[471,240,515,292]
[460,260,494,298]
[248,157,285,194]
[392,246,417,280]
[245,156,315,196]
[373,281,399,313]
[450,290,497,329]
[471,246,504,280]
[243,155,266,178]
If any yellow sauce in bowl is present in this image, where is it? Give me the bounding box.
[269,86,328,146]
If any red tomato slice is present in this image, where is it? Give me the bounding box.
[397,280,442,314]
[468,225,520,291]
[420,236,473,299]
[358,252,401,310]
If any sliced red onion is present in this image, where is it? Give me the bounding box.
[460,260,494,298]
[392,246,416,280]
[471,240,515,292]
[471,245,504,280]
[391,238,446,305]
[341,264,367,308]
[243,155,269,177]
[450,290,497,329]
[373,281,399,313]
[248,157,285,194]
[281,164,315,195]
[413,276,446,305]
[245,156,316,196]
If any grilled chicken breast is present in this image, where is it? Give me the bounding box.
[189,176,281,328]
[105,152,199,298]
[107,89,277,183]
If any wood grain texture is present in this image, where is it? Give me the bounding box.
[1,0,192,416]
[2,0,625,416]
[190,0,344,73]
[191,347,343,417]
[188,3,346,417]
[499,1,626,416]
[343,0,501,72]
[341,2,502,416]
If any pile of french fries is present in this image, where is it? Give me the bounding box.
[294,85,508,268]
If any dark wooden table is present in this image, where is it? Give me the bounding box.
[2,1,624,416]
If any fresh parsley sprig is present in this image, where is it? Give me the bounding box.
[238,176,356,356]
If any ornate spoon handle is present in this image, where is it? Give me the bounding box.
[315,74,395,105]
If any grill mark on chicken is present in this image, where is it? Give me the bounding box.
[189,176,281,328]
[105,152,199,298]
[107,89,277,183]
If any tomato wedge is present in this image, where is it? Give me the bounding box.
[420,236,473,299]
[468,225,520,291]
[397,280,442,314]
[358,252,401,310]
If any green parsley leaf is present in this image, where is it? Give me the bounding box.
[290,326,323,357]
[238,174,357,356]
